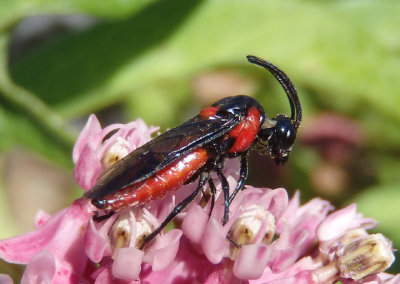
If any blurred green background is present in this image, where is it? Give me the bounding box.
[0,0,399,278]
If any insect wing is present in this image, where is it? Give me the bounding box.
[84,116,240,199]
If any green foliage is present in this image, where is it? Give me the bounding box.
[355,183,400,242]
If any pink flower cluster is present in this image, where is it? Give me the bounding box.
[0,115,397,283]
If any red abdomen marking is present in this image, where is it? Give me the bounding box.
[97,148,209,211]
[228,106,261,153]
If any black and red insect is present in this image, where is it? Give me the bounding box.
[84,55,302,249]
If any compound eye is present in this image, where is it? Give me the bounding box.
[276,118,296,149]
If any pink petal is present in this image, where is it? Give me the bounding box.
[276,191,300,232]
[203,271,227,284]
[73,144,103,190]
[317,204,357,242]
[112,247,144,280]
[261,188,289,219]
[84,219,110,263]
[141,237,217,283]
[145,195,175,222]
[223,186,264,225]
[249,256,318,284]
[266,224,303,272]
[72,114,102,163]
[0,274,13,284]
[0,201,90,276]
[181,203,208,244]
[202,218,229,264]
[284,198,332,257]
[21,250,55,284]
[143,229,183,271]
[204,266,241,284]
[233,244,270,279]
[375,273,400,284]
[267,246,303,273]
[125,119,158,148]
[94,269,112,284]
[295,198,332,221]
[34,209,51,229]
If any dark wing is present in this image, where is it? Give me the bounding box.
[84,116,240,199]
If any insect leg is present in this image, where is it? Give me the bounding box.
[140,172,210,249]
[208,178,217,218]
[93,210,115,222]
[216,168,230,225]
[229,152,249,205]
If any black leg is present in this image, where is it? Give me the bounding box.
[140,172,209,249]
[93,210,115,222]
[216,169,230,225]
[229,152,248,204]
[208,178,217,218]
[227,234,241,248]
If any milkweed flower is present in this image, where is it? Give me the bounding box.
[0,115,397,283]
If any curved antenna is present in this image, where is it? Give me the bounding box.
[246,55,302,128]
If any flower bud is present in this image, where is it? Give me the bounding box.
[229,205,275,247]
[109,211,154,252]
[336,233,395,281]
[135,213,154,249]
[101,137,130,168]
[110,213,132,253]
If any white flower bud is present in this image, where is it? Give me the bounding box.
[101,137,130,168]
[135,214,154,249]
[336,233,395,281]
[109,210,154,252]
[229,205,275,246]
[110,213,132,253]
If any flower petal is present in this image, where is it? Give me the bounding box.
[233,244,269,279]
[94,269,112,284]
[34,209,51,229]
[261,188,289,219]
[181,203,209,244]
[0,274,13,284]
[21,250,55,284]
[73,144,103,190]
[276,191,300,232]
[317,204,357,242]
[84,219,110,263]
[202,218,229,264]
[72,114,102,163]
[143,229,183,271]
[112,247,144,281]
[0,201,90,280]
[141,237,217,283]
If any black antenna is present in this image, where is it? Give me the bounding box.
[246,55,302,128]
